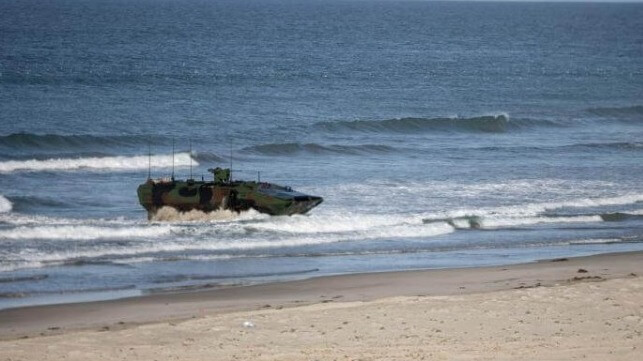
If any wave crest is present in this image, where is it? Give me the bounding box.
[0,195,12,213]
[242,142,396,156]
[0,152,195,173]
[0,133,158,151]
[313,114,560,134]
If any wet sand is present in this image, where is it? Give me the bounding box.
[1,251,642,360]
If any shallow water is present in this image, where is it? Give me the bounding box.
[1,0,642,309]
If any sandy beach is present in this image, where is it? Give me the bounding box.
[1,251,642,360]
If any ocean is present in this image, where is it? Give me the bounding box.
[0,0,642,309]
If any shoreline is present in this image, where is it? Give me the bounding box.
[1,250,641,342]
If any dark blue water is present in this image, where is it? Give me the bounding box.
[1,0,642,309]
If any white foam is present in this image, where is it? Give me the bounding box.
[480,215,603,229]
[428,193,643,220]
[151,206,266,223]
[569,238,623,245]
[248,213,419,234]
[0,194,12,213]
[1,216,455,272]
[355,221,454,240]
[0,152,195,173]
[318,179,626,215]
[0,261,43,273]
[0,225,172,240]
[189,222,454,252]
[0,212,144,226]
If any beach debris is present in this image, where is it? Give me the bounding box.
[514,282,541,289]
[577,268,588,273]
[551,258,568,262]
[569,276,602,282]
[242,320,255,328]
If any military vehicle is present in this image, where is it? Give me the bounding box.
[137,167,323,219]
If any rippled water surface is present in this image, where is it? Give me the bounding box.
[1,0,642,309]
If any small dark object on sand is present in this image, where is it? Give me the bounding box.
[577,268,588,273]
[551,258,568,262]
[570,276,602,282]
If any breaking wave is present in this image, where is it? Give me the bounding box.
[421,194,643,229]
[480,215,603,229]
[0,194,12,213]
[0,211,141,227]
[437,194,643,220]
[0,152,195,173]
[150,206,264,222]
[242,142,396,156]
[423,214,604,229]
[0,224,172,240]
[313,114,562,133]
[192,151,225,163]
[1,192,641,272]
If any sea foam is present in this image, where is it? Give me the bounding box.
[0,152,195,173]
[0,225,172,240]
[0,195,12,213]
[151,206,265,223]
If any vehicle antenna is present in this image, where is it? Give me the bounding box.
[171,137,175,181]
[189,138,193,180]
[257,171,260,183]
[147,137,151,180]
[229,137,233,182]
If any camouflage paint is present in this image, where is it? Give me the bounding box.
[137,168,323,219]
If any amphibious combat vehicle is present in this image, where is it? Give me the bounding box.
[137,167,323,219]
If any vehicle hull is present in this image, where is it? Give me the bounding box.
[137,179,323,219]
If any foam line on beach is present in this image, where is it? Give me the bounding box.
[480,215,603,228]
[1,221,455,272]
[0,152,195,173]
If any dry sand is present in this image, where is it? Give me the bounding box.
[1,251,642,360]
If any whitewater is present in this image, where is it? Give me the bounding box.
[0,152,195,173]
[1,0,642,309]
